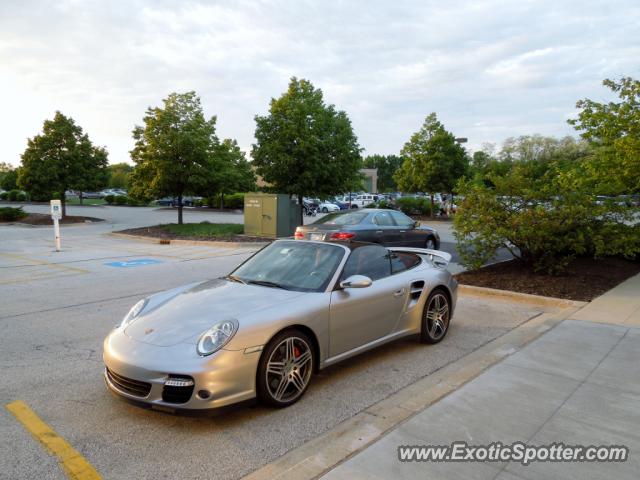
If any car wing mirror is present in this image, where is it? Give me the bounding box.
[340,275,372,289]
[413,220,420,228]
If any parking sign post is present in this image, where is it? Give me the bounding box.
[50,200,62,252]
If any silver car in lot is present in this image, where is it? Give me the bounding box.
[103,240,458,412]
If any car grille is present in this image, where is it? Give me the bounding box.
[106,368,152,397]
[162,376,195,404]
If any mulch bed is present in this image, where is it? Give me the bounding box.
[118,225,273,243]
[455,257,640,302]
[10,213,104,225]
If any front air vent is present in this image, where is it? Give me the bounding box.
[162,375,195,404]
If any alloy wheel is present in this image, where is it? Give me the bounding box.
[265,336,313,403]
[424,292,449,341]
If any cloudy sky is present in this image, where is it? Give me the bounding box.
[1,0,638,166]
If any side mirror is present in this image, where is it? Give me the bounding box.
[340,275,372,289]
[414,220,420,228]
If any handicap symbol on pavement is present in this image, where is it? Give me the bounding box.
[105,258,163,268]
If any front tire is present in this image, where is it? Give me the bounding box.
[425,237,436,250]
[257,329,314,407]
[322,207,328,213]
[420,289,450,344]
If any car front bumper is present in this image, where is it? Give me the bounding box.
[103,330,260,411]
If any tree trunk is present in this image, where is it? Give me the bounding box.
[429,193,434,218]
[177,193,183,225]
[220,193,225,210]
[61,194,67,217]
[79,192,84,206]
[298,193,304,226]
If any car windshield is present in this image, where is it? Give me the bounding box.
[230,241,345,292]
[313,211,368,226]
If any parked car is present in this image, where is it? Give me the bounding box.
[347,193,378,208]
[155,196,202,207]
[81,191,105,199]
[317,201,340,213]
[295,209,440,249]
[103,239,457,411]
[330,197,350,210]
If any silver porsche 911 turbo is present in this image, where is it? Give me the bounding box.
[103,240,457,412]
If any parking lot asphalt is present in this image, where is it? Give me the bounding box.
[1,207,528,479]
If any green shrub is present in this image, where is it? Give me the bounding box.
[377,200,390,209]
[206,196,218,208]
[453,169,640,274]
[114,195,127,205]
[0,206,28,221]
[51,192,61,200]
[224,193,244,209]
[126,197,142,206]
[396,197,435,215]
[194,199,204,207]
[16,192,27,201]
[365,202,377,208]
[8,189,20,201]
[0,192,8,200]
[104,194,115,204]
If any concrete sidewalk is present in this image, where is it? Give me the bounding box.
[321,275,640,480]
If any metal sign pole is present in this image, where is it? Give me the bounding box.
[50,199,62,252]
[53,217,61,251]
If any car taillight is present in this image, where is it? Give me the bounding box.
[294,231,304,239]
[330,232,355,240]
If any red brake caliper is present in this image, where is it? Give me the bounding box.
[294,346,301,358]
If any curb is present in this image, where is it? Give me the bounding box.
[107,232,270,249]
[458,284,588,309]
[242,303,583,480]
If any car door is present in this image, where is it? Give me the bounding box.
[390,211,424,247]
[328,245,408,357]
[372,211,401,245]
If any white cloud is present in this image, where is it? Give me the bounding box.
[0,0,639,165]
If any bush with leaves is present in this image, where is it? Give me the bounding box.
[0,207,28,221]
[454,162,639,273]
[223,193,244,210]
[8,189,20,201]
[0,192,7,200]
[114,195,127,205]
[104,194,115,204]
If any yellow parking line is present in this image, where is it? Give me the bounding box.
[5,400,102,480]
[0,253,89,274]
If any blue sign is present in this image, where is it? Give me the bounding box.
[105,258,162,268]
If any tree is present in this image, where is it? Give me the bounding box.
[362,154,403,192]
[568,77,640,194]
[129,92,220,224]
[394,113,467,216]
[212,139,256,208]
[107,163,133,189]
[0,164,18,191]
[18,112,108,215]
[252,77,362,224]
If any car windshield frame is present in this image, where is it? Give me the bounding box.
[228,241,348,293]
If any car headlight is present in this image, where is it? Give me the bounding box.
[197,319,238,356]
[120,299,148,328]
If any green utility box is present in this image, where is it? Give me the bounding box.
[244,193,301,238]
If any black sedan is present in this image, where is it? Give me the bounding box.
[294,209,440,249]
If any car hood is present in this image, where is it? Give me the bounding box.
[124,279,306,347]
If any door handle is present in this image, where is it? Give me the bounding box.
[399,230,406,233]
[393,288,405,297]
[376,230,383,234]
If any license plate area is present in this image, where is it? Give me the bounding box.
[310,233,325,241]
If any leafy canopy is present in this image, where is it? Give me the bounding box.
[568,77,640,194]
[18,111,108,208]
[129,92,220,223]
[252,77,363,205]
[394,113,468,195]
